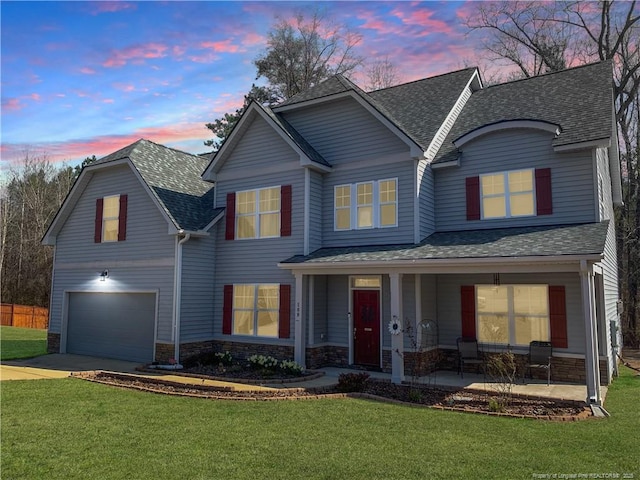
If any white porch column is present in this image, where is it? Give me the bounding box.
[294,272,306,368]
[389,272,404,384]
[580,261,601,404]
[308,276,315,346]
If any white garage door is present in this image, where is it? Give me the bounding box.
[66,292,156,363]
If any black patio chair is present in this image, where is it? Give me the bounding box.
[523,341,553,386]
[457,337,484,379]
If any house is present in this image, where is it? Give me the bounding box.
[43,61,621,405]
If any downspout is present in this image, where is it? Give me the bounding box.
[174,232,191,364]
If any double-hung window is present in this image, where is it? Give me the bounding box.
[476,285,549,346]
[334,178,397,230]
[232,284,279,337]
[102,195,120,242]
[481,169,534,219]
[236,187,280,239]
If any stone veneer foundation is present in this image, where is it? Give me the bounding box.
[47,332,61,354]
[159,340,610,386]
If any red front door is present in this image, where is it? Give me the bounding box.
[353,290,380,366]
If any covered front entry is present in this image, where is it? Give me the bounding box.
[66,292,156,363]
[353,289,380,366]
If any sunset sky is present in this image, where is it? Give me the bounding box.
[1,1,494,172]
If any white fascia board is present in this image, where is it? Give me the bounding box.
[278,253,603,275]
[425,70,480,162]
[431,158,461,169]
[300,157,332,172]
[553,138,610,152]
[454,120,561,148]
[272,91,355,113]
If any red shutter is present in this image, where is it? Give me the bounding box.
[222,285,233,335]
[465,177,481,221]
[535,168,553,215]
[549,285,568,348]
[461,285,476,338]
[117,194,128,241]
[94,198,104,243]
[280,185,292,237]
[225,192,236,241]
[279,284,291,339]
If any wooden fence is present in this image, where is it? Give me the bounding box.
[1,303,49,329]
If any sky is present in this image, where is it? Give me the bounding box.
[1,0,491,173]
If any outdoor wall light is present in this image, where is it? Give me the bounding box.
[100,270,109,281]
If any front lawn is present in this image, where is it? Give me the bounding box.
[1,367,638,479]
[0,326,47,360]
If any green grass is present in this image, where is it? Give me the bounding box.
[1,368,638,479]
[0,326,47,360]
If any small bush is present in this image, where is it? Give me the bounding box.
[336,372,370,392]
[215,351,233,367]
[247,354,280,372]
[488,397,505,412]
[279,360,304,375]
[183,350,234,369]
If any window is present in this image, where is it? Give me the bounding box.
[476,285,549,346]
[95,194,126,243]
[102,195,120,242]
[236,187,280,239]
[232,284,279,337]
[481,169,534,219]
[351,276,382,288]
[334,178,397,230]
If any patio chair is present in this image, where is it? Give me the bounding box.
[457,337,484,379]
[523,341,553,386]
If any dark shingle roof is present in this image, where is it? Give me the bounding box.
[434,61,613,163]
[369,67,478,150]
[278,75,355,107]
[94,139,221,231]
[282,222,609,264]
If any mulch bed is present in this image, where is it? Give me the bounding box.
[143,365,324,384]
[74,371,591,421]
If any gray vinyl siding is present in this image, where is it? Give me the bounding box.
[213,117,304,342]
[282,97,408,165]
[180,235,216,342]
[50,164,175,342]
[325,276,349,345]
[435,129,596,231]
[322,160,416,247]
[434,273,586,354]
[309,170,323,252]
[596,147,619,376]
[418,160,435,239]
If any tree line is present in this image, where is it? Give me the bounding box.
[1,2,638,346]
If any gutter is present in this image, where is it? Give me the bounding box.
[173,232,191,363]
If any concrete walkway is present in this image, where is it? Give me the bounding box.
[1,354,604,403]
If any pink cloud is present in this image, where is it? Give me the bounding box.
[103,43,168,68]
[391,6,453,35]
[241,32,265,46]
[188,52,220,64]
[200,40,240,53]
[30,93,41,101]
[103,99,114,104]
[80,67,97,75]
[2,98,24,111]
[113,83,136,92]
[90,2,137,15]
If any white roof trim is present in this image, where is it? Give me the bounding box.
[431,157,461,169]
[42,159,179,245]
[425,69,480,162]
[553,138,610,152]
[454,120,561,148]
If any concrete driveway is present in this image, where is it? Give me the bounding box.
[0,354,141,381]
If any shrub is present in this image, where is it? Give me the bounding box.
[247,354,280,371]
[182,350,234,369]
[336,372,370,392]
[279,360,304,375]
[215,351,233,367]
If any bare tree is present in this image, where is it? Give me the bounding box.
[364,56,402,91]
[465,0,640,345]
[254,8,364,100]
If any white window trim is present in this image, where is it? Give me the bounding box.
[334,178,398,231]
[475,284,550,346]
[235,186,281,240]
[232,283,280,338]
[480,169,535,219]
[102,194,120,243]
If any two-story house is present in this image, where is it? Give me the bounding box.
[43,60,621,405]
